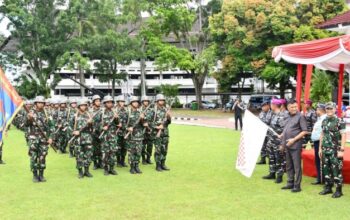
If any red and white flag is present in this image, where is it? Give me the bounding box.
[236,110,269,178]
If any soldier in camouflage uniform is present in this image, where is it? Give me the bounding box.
[303,100,317,148]
[116,95,128,168]
[70,98,94,178]
[151,94,171,172]
[55,98,69,153]
[125,96,145,174]
[263,99,286,183]
[141,96,154,165]
[319,102,346,198]
[90,95,103,169]
[98,95,120,175]
[25,96,54,182]
[67,98,78,157]
[257,101,272,165]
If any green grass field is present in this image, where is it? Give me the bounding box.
[172,109,232,118]
[1,125,350,220]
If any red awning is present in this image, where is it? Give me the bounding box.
[272,35,350,72]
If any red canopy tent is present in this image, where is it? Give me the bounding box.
[272,35,350,116]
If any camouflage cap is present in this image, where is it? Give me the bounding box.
[34,96,46,103]
[102,95,114,104]
[116,95,125,102]
[129,96,140,103]
[92,94,101,102]
[69,98,77,104]
[325,102,336,109]
[141,96,150,102]
[77,98,89,107]
[156,94,165,101]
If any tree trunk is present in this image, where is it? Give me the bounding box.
[279,82,285,98]
[140,39,146,97]
[79,64,85,97]
[112,77,116,99]
[191,74,205,110]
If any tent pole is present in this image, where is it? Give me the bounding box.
[338,64,345,117]
[304,64,313,113]
[296,64,303,110]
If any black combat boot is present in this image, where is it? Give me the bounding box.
[69,149,74,158]
[121,156,128,167]
[291,185,301,193]
[109,166,118,175]
[39,170,46,182]
[146,156,153,164]
[262,172,276,180]
[256,157,266,165]
[161,160,170,171]
[32,170,39,183]
[332,186,343,198]
[281,184,294,190]
[275,175,283,184]
[104,166,109,176]
[156,162,163,172]
[93,162,99,170]
[142,155,147,165]
[78,168,84,179]
[84,166,93,178]
[0,154,5,164]
[129,163,136,174]
[135,163,142,174]
[319,186,333,195]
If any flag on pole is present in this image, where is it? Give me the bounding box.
[236,110,269,178]
[0,67,23,144]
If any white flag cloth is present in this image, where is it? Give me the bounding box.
[236,110,269,178]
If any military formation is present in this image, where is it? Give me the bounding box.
[257,99,346,198]
[12,94,172,182]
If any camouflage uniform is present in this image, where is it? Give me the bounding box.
[67,106,77,157]
[258,109,273,163]
[125,105,144,174]
[91,106,102,168]
[264,111,285,182]
[141,103,154,164]
[320,116,345,196]
[70,106,93,178]
[25,97,54,182]
[303,109,317,146]
[151,97,171,171]
[99,103,119,175]
[55,108,69,153]
[116,105,128,167]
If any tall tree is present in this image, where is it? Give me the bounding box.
[0,0,74,97]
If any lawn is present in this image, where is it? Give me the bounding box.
[1,125,350,220]
[172,108,232,118]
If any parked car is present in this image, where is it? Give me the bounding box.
[185,100,217,109]
[247,95,277,113]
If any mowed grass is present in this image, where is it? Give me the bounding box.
[1,125,350,220]
[172,108,232,118]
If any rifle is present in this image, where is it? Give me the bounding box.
[67,111,96,145]
[156,101,173,138]
[24,105,57,153]
[124,104,153,139]
[98,109,119,139]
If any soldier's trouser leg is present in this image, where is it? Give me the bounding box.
[75,144,83,170]
[92,138,101,166]
[103,142,117,170]
[29,141,39,172]
[322,153,334,188]
[127,140,142,165]
[117,137,127,164]
[83,144,93,168]
[330,152,343,188]
[154,136,169,164]
[266,141,276,174]
[260,138,267,159]
[274,146,284,177]
[38,143,49,171]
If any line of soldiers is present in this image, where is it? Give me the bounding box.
[257,98,346,198]
[12,94,172,182]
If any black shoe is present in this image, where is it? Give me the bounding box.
[256,158,266,165]
[84,167,93,178]
[281,185,294,190]
[78,168,84,179]
[146,157,153,164]
[161,161,170,171]
[109,166,118,175]
[332,187,343,198]
[104,167,109,176]
[291,187,301,193]
[93,163,99,170]
[275,175,283,184]
[69,152,74,158]
[130,164,136,174]
[156,163,163,172]
[319,186,333,195]
[0,159,5,164]
[39,170,46,182]
[262,173,276,180]
[135,163,142,174]
[311,181,321,185]
[142,155,147,165]
[120,157,128,167]
[32,170,39,183]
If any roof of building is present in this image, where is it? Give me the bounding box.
[317,10,350,29]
